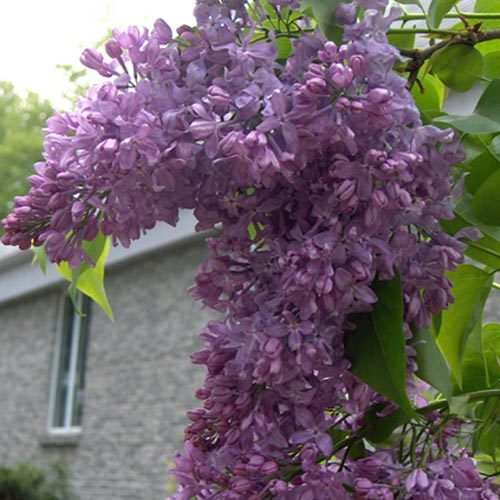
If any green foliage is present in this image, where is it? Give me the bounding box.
[434,79,500,133]
[427,0,458,29]
[413,328,453,401]
[345,273,417,416]
[56,233,113,320]
[472,169,500,225]
[361,405,409,443]
[410,73,444,112]
[436,265,493,388]
[387,31,416,51]
[441,212,500,269]
[473,397,500,459]
[0,82,51,227]
[482,52,500,85]
[31,245,47,275]
[464,136,500,194]
[394,0,421,5]
[306,0,347,44]
[461,323,500,393]
[431,45,484,92]
[0,461,74,500]
[474,0,500,54]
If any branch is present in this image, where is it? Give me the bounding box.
[400,12,500,22]
[398,29,500,59]
[393,28,500,89]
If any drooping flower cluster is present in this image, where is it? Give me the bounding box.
[2,0,497,498]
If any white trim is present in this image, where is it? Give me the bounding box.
[46,427,82,437]
[63,294,83,428]
[47,292,66,433]
[47,292,87,434]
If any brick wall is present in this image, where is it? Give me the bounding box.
[0,236,214,499]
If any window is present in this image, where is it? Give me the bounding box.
[48,293,91,434]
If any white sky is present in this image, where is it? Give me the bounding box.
[0,1,196,108]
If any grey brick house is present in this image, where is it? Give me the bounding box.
[0,211,215,499]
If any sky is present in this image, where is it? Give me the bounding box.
[0,1,196,108]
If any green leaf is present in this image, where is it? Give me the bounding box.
[345,273,416,416]
[461,323,500,393]
[449,394,470,416]
[31,245,47,274]
[437,264,493,387]
[475,79,500,123]
[465,136,500,194]
[276,36,292,60]
[474,1,500,55]
[465,151,500,194]
[466,235,500,269]
[474,397,500,459]
[248,222,257,241]
[472,169,500,225]
[311,0,347,45]
[413,328,453,401]
[395,0,421,5]
[431,44,484,92]
[411,73,444,112]
[56,234,113,321]
[428,0,458,29]
[474,454,500,477]
[462,134,491,164]
[388,31,416,51]
[433,114,500,134]
[362,405,409,443]
[455,192,500,241]
[475,0,500,13]
[482,52,500,88]
[441,213,500,269]
[434,79,500,132]
[472,166,500,226]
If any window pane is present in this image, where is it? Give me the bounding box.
[71,296,91,427]
[52,296,74,428]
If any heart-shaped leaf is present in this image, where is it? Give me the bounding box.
[345,273,416,416]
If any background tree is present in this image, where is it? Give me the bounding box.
[0,82,51,228]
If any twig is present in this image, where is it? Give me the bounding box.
[394,28,500,89]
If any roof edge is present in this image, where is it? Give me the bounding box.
[0,211,201,305]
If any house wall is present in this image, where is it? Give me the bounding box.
[0,236,215,499]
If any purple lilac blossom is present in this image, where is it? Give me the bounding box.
[2,0,498,498]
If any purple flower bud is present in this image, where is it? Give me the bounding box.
[372,189,388,208]
[306,77,327,94]
[367,88,392,104]
[153,18,172,43]
[349,54,365,76]
[51,208,72,232]
[207,85,230,108]
[232,477,252,493]
[105,39,122,58]
[190,119,216,138]
[318,41,338,64]
[329,63,353,90]
[71,201,85,222]
[269,480,288,494]
[80,48,114,77]
[335,2,357,25]
[261,461,278,475]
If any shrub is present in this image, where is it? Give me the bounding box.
[0,461,74,500]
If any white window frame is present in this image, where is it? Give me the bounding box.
[47,292,90,435]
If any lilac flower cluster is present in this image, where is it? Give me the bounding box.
[2,0,497,498]
[270,449,498,499]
